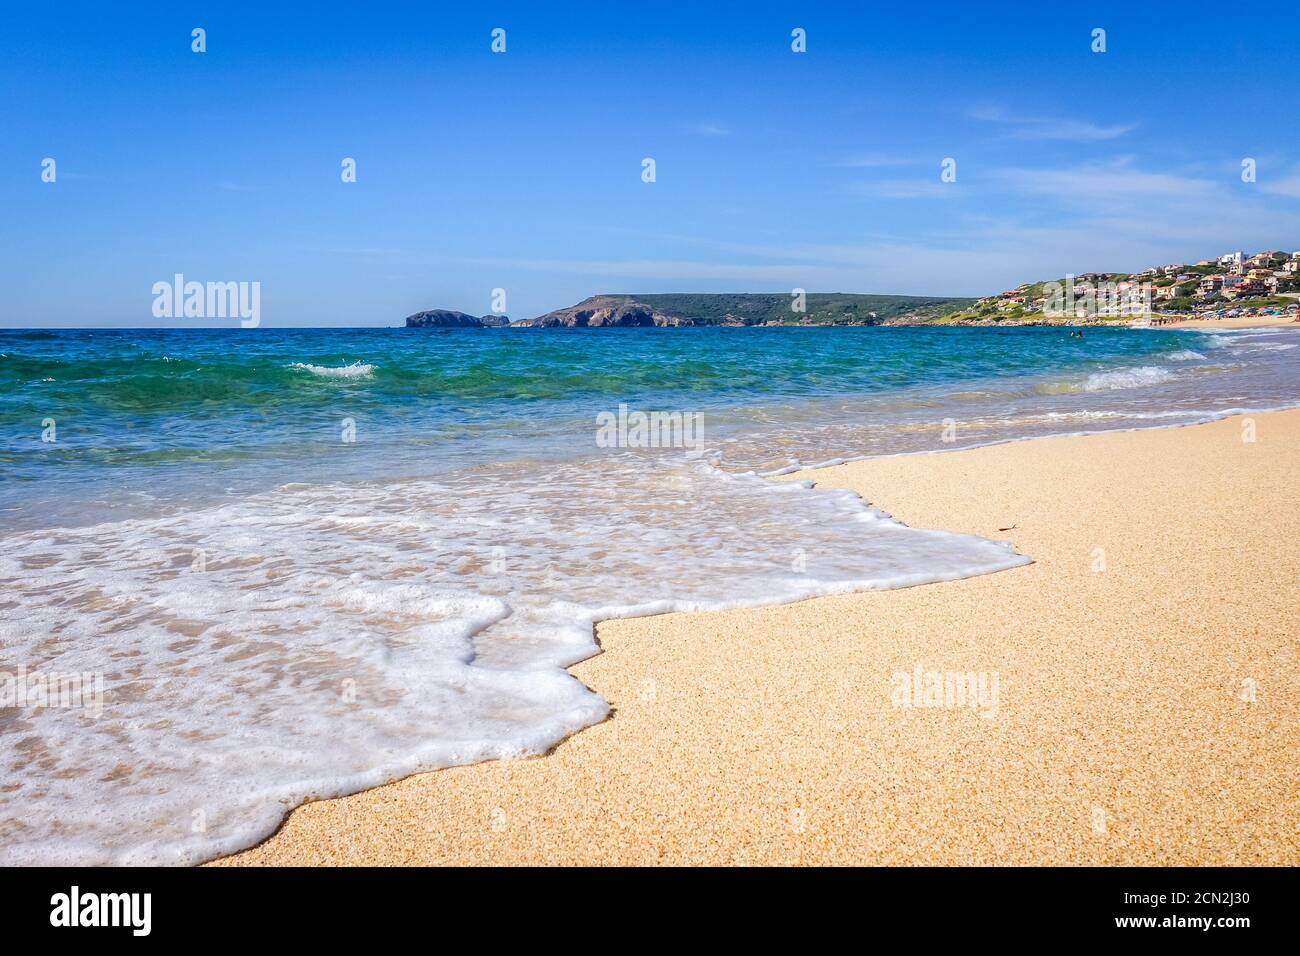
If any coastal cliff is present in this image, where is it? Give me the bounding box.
[403,247,1299,329]
[511,295,687,327]
[513,293,972,327]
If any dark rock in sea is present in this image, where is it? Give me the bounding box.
[404,309,485,328]
[479,314,511,327]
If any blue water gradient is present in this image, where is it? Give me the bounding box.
[1,325,1296,528]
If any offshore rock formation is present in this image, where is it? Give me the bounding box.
[404,310,511,328]
[404,309,486,328]
[512,296,691,327]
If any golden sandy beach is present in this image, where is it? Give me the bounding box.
[1162,315,1298,330]
[216,410,1299,866]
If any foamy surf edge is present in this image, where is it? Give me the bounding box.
[756,400,1300,477]
[0,455,1031,866]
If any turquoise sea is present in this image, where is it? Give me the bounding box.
[1,324,1297,863]
[5,324,1296,526]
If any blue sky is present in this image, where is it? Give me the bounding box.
[4,1,1299,327]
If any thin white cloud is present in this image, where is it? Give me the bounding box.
[688,122,730,136]
[832,154,916,168]
[456,255,847,283]
[970,105,1137,142]
[993,159,1218,201]
[977,157,1300,254]
[1261,172,1300,199]
[846,179,956,200]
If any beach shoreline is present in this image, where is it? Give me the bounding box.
[213,409,1299,866]
[1157,315,1298,330]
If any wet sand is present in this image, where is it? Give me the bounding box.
[1160,315,1297,329]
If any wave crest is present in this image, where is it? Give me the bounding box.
[288,361,376,379]
[1082,366,1175,391]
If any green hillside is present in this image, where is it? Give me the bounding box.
[629,292,975,325]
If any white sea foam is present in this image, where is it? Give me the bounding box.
[0,453,1028,865]
[1166,350,1206,362]
[288,361,376,378]
[1082,366,1175,391]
